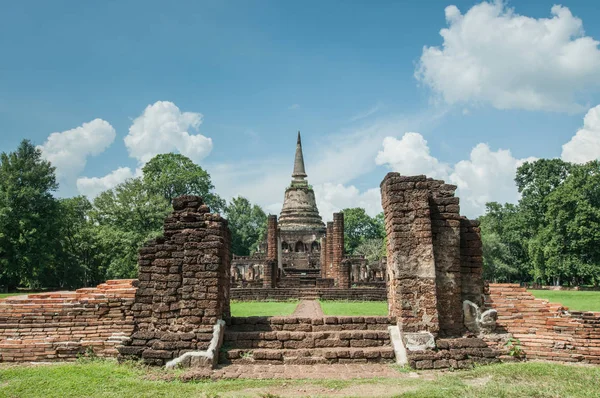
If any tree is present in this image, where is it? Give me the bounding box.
[142,153,225,213]
[341,208,384,254]
[540,161,600,286]
[52,196,106,288]
[0,140,61,290]
[224,196,267,256]
[479,202,530,283]
[91,177,171,279]
[355,238,385,263]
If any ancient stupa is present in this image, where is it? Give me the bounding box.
[278,132,326,253]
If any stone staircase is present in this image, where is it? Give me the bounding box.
[278,268,321,288]
[220,316,396,365]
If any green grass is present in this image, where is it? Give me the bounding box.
[1,360,600,397]
[0,293,25,299]
[528,289,600,312]
[229,300,299,317]
[319,300,388,316]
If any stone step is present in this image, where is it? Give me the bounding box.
[226,322,391,333]
[221,346,395,364]
[224,330,391,349]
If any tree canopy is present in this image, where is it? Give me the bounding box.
[225,196,267,256]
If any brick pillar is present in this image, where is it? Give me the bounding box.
[266,215,278,288]
[326,221,334,279]
[332,213,344,286]
[263,260,276,288]
[429,181,463,337]
[320,236,327,278]
[380,174,439,336]
[119,195,231,365]
[267,215,278,262]
[460,218,484,307]
[339,259,352,289]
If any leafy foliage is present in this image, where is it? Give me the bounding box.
[0,140,60,290]
[480,159,600,286]
[142,153,225,212]
[225,196,267,256]
[341,208,385,255]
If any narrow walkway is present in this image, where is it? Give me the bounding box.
[290,300,324,318]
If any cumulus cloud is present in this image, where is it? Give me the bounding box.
[375,132,534,218]
[561,104,600,163]
[416,2,600,112]
[314,183,382,222]
[76,101,212,198]
[375,133,451,179]
[38,119,116,185]
[76,167,135,199]
[124,101,212,165]
[450,145,536,217]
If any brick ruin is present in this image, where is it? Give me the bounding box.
[117,195,231,366]
[229,132,385,295]
[1,136,600,370]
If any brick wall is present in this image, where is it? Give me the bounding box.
[460,219,484,306]
[118,195,231,366]
[380,174,440,335]
[230,288,388,301]
[0,280,135,362]
[486,284,600,364]
[320,236,327,278]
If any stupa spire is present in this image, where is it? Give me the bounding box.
[292,131,307,181]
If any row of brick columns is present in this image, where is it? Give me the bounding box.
[318,213,351,288]
[264,215,278,288]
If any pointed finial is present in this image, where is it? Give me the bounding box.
[292,131,307,181]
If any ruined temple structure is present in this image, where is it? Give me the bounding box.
[230,132,383,291]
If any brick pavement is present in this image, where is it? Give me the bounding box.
[290,300,324,318]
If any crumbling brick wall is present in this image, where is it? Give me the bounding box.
[486,284,600,364]
[118,195,231,366]
[380,173,484,337]
[0,280,136,362]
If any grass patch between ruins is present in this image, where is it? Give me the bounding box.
[529,289,600,312]
[0,293,25,299]
[229,300,299,317]
[319,300,388,316]
[1,360,600,397]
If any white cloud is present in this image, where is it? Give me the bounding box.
[124,101,212,165]
[76,167,135,199]
[375,133,451,179]
[38,118,116,185]
[450,145,536,217]
[314,183,382,222]
[561,104,600,163]
[76,101,212,198]
[416,2,600,112]
[375,132,535,218]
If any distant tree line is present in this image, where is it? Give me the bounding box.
[480,159,600,286]
[0,140,266,291]
[3,139,597,291]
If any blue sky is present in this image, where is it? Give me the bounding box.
[2,0,600,219]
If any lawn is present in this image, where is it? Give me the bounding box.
[528,290,600,312]
[0,293,25,299]
[229,300,299,317]
[1,360,600,397]
[319,300,388,316]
